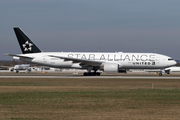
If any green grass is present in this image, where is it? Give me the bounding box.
[1,89,180,104]
[1,78,180,119]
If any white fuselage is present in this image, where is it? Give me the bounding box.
[14,64,30,70]
[14,52,176,70]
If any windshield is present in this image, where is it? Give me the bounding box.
[168,58,174,61]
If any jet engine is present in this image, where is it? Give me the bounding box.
[100,63,126,73]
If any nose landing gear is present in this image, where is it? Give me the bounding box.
[159,72,162,76]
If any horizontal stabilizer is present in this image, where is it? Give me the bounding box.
[5,54,34,59]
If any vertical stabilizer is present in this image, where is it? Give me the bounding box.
[13,27,41,54]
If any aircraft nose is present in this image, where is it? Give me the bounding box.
[167,59,177,67]
[170,60,177,66]
[173,60,177,66]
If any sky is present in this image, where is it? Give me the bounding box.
[1,0,180,60]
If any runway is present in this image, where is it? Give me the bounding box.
[1,71,180,79]
[1,75,180,79]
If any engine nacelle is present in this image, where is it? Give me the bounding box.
[100,63,126,73]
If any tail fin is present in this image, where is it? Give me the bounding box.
[13,27,41,54]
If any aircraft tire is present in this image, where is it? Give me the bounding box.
[83,72,88,76]
[159,73,162,76]
[83,72,100,76]
[96,72,101,76]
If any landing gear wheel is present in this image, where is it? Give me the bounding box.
[96,72,101,76]
[83,72,88,76]
[83,72,101,76]
[159,73,162,76]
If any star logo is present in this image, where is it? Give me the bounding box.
[22,41,33,51]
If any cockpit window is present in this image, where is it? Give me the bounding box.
[168,58,173,61]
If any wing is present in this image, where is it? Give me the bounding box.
[48,55,103,67]
[0,66,11,68]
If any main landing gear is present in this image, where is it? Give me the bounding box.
[83,72,101,76]
[83,67,101,76]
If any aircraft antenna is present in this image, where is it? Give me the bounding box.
[43,48,46,52]
[98,47,101,52]
[154,48,157,53]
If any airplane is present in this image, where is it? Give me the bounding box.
[5,27,177,76]
[0,64,30,73]
[145,66,180,75]
[165,66,180,73]
[10,64,31,73]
